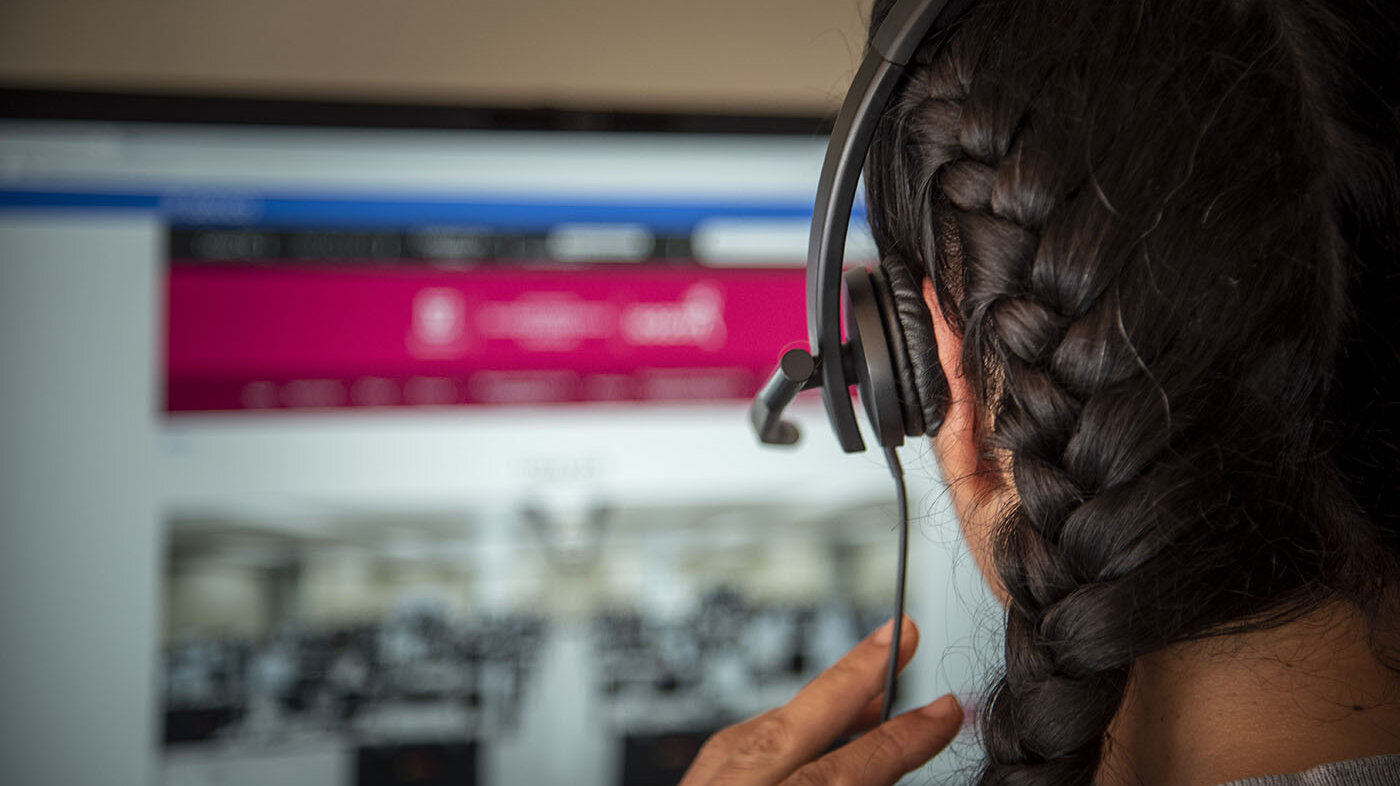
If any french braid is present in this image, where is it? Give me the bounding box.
[864,1,1400,784]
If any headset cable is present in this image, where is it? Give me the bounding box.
[880,445,910,722]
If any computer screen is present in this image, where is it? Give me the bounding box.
[0,99,992,786]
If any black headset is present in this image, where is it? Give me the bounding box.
[750,0,975,452]
[747,0,978,722]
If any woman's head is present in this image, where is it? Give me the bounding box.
[862,0,1400,782]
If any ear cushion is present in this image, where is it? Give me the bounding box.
[876,258,950,436]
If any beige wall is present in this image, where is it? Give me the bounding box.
[0,0,873,114]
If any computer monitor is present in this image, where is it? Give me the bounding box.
[0,92,989,786]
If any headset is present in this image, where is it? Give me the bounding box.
[749,0,974,453]
[748,0,979,720]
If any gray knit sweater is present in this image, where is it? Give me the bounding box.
[1219,754,1400,786]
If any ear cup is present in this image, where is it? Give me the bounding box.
[867,265,926,437]
[877,258,950,436]
[843,267,909,448]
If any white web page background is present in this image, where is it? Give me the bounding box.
[0,120,998,786]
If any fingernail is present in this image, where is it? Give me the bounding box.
[920,693,962,722]
[871,618,896,646]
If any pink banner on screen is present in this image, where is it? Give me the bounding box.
[165,264,808,411]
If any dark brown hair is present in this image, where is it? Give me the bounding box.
[864,0,1400,783]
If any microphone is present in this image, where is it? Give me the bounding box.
[750,348,819,445]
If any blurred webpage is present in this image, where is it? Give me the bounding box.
[0,118,992,786]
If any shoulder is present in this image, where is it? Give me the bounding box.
[1217,754,1400,786]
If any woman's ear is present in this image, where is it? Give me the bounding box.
[923,278,979,483]
[923,278,1008,599]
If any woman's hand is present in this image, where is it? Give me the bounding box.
[680,617,963,786]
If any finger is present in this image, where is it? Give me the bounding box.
[846,695,888,737]
[783,616,919,747]
[782,694,963,786]
[841,639,922,736]
[678,617,918,786]
[678,728,729,786]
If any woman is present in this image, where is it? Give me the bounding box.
[683,0,1400,784]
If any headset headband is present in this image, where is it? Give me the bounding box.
[752,0,977,451]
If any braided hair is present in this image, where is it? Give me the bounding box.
[863,0,1400,783]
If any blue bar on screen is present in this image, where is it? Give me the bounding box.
[0,187,867,231]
